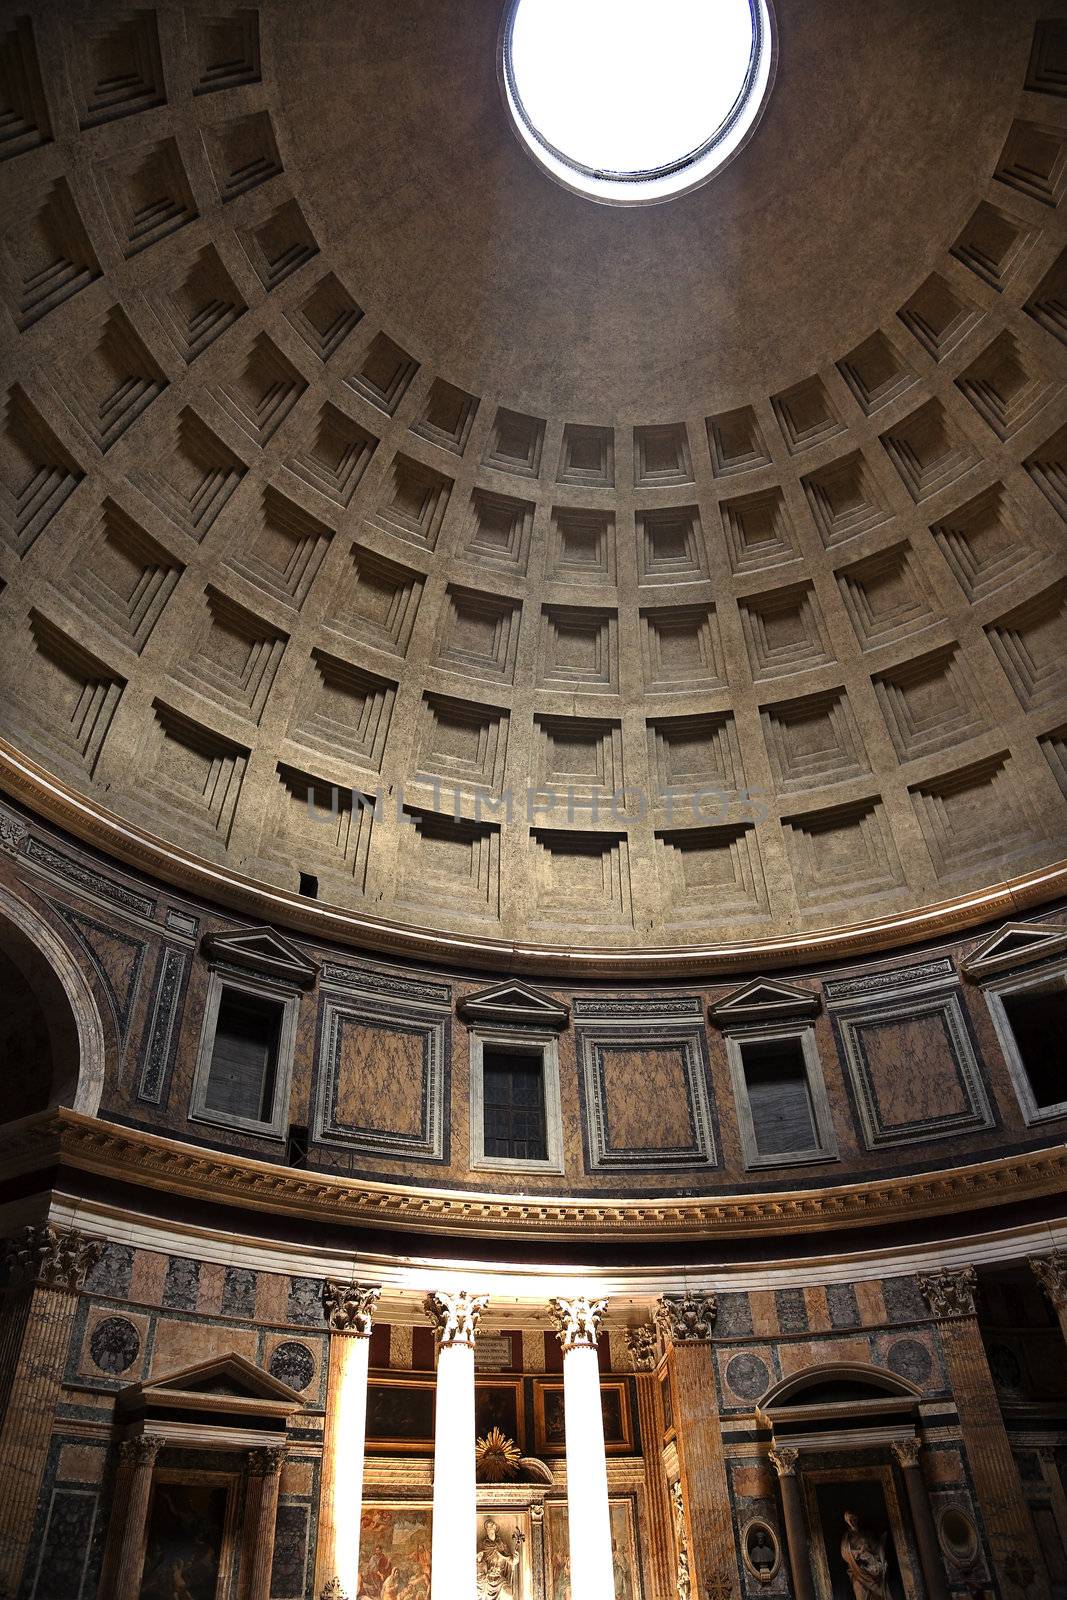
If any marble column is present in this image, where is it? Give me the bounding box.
[111,1435,165,1600]
[316,1281,381,1600]
[626,1322,675,1600]
[550,1295,615,1600]
[245,1445,287,1600]
[1029,1253,1067,1345]
[891,1438,949,1600]
[919,1266,1050,1600]
[769,1448,814,1600]
[425,1288,488,1600]
[656,1293,737,1600]
[0,1224,102,1597]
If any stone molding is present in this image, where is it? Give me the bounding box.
[550,1294,608,1350]
[0,1224,103,1294]
[3,1109,1067,1246]
[656,1292,718,1343]
[322,1280,380,1335]
[918,1265,978,1319]
[1029,1252,1067,1309]
[424,1288,488,1347]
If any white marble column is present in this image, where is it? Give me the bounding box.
[550,1296,615,1600]
[425,1288,488,1600]
[317,1281,381,1600]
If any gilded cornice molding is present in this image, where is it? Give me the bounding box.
[1,1110,1066,1245]
[3,743,1065,978]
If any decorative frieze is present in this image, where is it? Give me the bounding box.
[1,1224,102,1293]
[919,1265,978,1319]
[424,1288,488,1348]
[657,1293,718,1343]
[550,1295,607,1350]
[322,1281,380,1336]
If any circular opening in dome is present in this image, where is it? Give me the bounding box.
[501,0,776,206]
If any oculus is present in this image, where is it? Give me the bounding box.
[501,0,776,205]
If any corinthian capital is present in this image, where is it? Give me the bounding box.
[119,1434,164,1469]
[550,1294,608,1351]
[424,1288,488,1347]
[891,1438,922,1470]
[1,1224,103,1294]
[918,1265,977,1320]
[625,1319,660,1370]
[1029,1253,1067,1310]
[322,1279,381,1336]
[769,1447,799,1479]
[246,1445,287,1478]
[656,1292,717,1344]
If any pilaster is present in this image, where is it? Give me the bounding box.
[919,1266,1050,1600]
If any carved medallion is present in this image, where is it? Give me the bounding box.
[89,1316,141,1375]
[269,1340,316,1392]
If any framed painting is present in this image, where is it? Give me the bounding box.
[475,1378,526,1449]
[544,1498,641,1600]
[140,1473,238,1600]
[359,1505,433,1600]
[533,1379,633,1455]
[365,1377,435,1451]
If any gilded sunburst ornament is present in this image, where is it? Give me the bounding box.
[476,1427,522,1481]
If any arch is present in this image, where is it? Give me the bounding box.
[759,1362,922,1414]
[0,883,106,1117]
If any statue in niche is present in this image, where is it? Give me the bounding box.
[476,1517,524,1600]
[840,1512,889,1600]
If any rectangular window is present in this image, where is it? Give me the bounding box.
[203,988,282,1124]
[740,1037,818,1158]
[482,1047,548,1162]
[1001,985,1064,1110]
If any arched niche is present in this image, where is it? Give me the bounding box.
[0,884,106,1119]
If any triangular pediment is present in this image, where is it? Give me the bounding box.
[120,1352,304,1415]
[708,977,820,1025]
[961,921,1067,979]
[458,980,569,1029]
[201,925,318,987]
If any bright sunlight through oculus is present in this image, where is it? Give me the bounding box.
[502,0,775,205]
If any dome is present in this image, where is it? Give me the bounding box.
[0,0,1064,969]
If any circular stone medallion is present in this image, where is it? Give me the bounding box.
[269,1340,315,1392]
[89,1316,141,1375]
[886,1337,933,1387]
[725,1351,771,1401]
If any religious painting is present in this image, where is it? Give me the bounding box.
[544,1498,640,1600]
[140,1480,231,1600]
[358,1505,433,1600]
[533,1379,634,1455]
[475,1379,525,1449]
[365,1378,435,1451]
[803,1469,918,1600]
